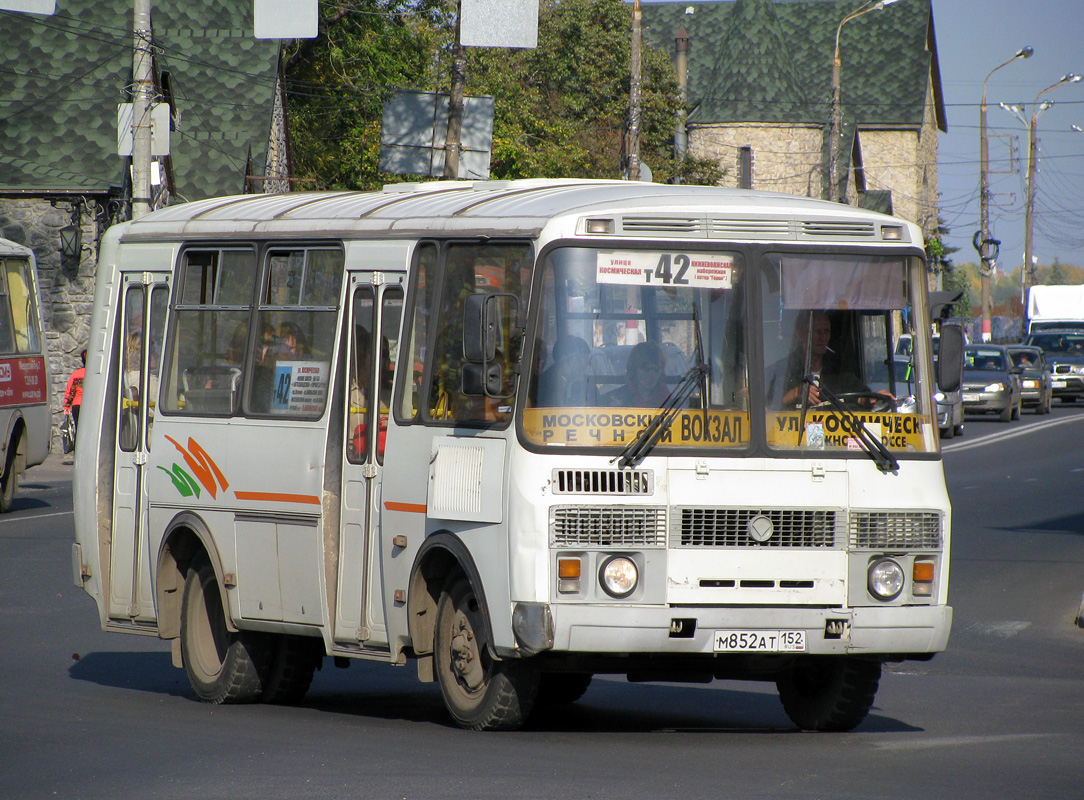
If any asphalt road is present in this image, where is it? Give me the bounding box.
[1,408,1082,800]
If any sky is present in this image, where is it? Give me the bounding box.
[931,0,1084,271]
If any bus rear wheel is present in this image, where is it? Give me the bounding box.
[434,576,538,730]
[259,635,322,704]
[776,656,880,732]
[180,557,269,704]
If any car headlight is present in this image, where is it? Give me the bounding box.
[599,555,638,598]
[933,391,945,402]
[1022,379,1038,389]
[1072,365,1084,376]
[983,382,1005,392]
[868,559,905,600]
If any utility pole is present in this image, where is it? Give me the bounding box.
[827,0,896,203]
[443,4,466,180]
[978,46,1032,341]
[1023,74,1081,296]
[673,24,689,165]
[627,0,642,181]
[131,0,154,218]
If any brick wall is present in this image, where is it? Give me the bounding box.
[0,196,102,450]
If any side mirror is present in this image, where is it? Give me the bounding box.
[463,293,500,363]
[936,323,964,393]
[462,362,504,396]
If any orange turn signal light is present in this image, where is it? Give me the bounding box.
[558,558,582,579]
[912,561,935,583]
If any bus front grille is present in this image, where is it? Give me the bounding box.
[673,508,841,548]
[551,468,653,495]
[551,506,667,547]
[850,511,942,549]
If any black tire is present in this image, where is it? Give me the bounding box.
[776,656,881,732]
[180,557,269,704]
[260,635,323,704]
[0,433,20,513]
[1036,394,1049,415]
[999,402,1013,422]
[536,672,593,706]
[1011,398,1021,420]
[434,576,538,730]
[939,423,953,440]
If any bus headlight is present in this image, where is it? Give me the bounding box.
[868,559,904,600]
[599,556,638,599]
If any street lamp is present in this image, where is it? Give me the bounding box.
[977,46,1032,342]
[827,0,897,203]
[1023,74,1082,295]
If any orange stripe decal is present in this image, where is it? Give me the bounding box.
[234,491,322,505]
[385,500,428,514]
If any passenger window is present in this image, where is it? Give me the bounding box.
[399,243,437,422]
[162,249,256,415]
[424,242,531,425]
[248,248,343,418]
[0,257,41,354]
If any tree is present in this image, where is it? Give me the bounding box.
[465,0,720,184]
[284,0,447,190]
[283,0,720,189]
[925,220,970,319]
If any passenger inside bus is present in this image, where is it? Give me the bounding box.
[536,335,592,406]
[604,341,671,408]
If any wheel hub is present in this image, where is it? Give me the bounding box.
[450,609,484,692]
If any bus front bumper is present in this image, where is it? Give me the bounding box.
[517,602,952,658]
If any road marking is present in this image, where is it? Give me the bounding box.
[1,510,73,522]
[872,733,1057,752]
[943,414,1084,453]
[967,621,1031,638]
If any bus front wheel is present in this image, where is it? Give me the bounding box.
[434,576,538,730]
[776,656,880,732]
[0,431,22,513]
[180,557,268,704]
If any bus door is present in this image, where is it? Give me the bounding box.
[108,275,169,624]
[334,274,404,646]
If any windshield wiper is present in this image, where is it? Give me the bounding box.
[802,375,899,474]
[613,364,707,469]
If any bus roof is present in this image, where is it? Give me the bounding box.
[116,179,919,245]
[0,236,33,258]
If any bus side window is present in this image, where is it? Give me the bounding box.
[377,286,402,463]
[1,257,41,353]
[399,243,437,422]
[0,259,14,354]
[162,248,256,415]
[250,248,342,418]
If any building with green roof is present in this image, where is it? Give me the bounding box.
[641,0,945,232]
[0,1,286,442]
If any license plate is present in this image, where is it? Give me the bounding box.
[713,629,806,652]
[962,393,981,402]
[1052,380,1066,388]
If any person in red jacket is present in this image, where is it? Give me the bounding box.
[63,349,87,426]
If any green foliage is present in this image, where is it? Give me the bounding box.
[283,0,713,188]
[925,221,970,319]
[284,0,446,190]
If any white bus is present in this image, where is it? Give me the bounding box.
[72,180,961,731]
[0,237,50,512]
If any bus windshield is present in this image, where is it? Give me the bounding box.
[522,246,936,456]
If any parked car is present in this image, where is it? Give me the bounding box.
[1023,330,1084,404]
[1005,345,1052,414]
[961,345,1022,421]
[869,357,962,439]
